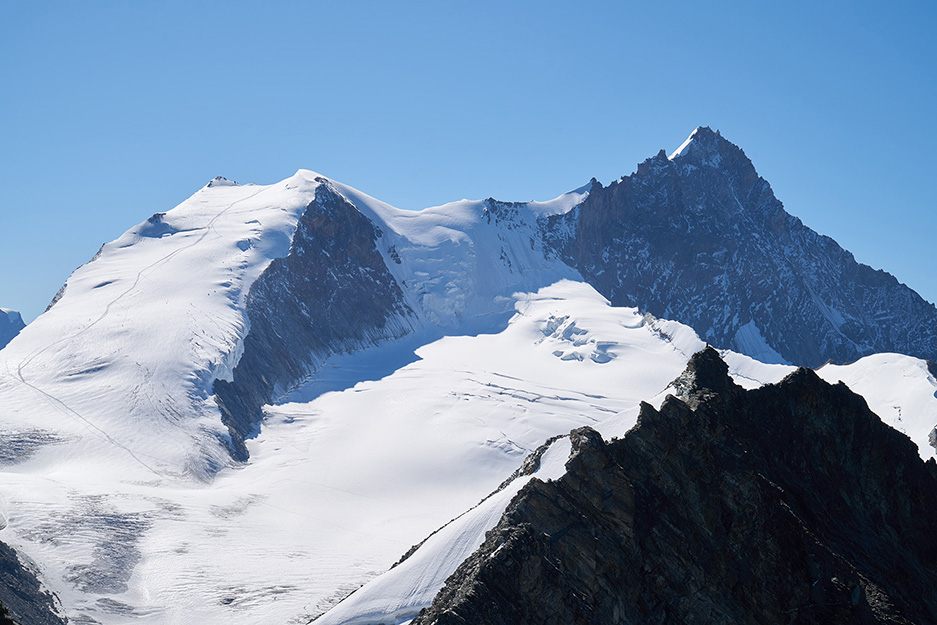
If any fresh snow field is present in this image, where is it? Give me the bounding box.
[0,171,933,624]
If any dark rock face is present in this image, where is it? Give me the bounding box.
[543,127,937,367]
[214,180,414,459]
[413,348,937,624]
[0,540,65,625]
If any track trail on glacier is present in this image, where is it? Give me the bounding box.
[8,186,271,479]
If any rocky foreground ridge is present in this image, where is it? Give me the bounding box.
[0,539,64,625]
[412,348,937,624]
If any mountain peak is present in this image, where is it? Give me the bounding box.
[668,126,733,163]
[669,346,738,404]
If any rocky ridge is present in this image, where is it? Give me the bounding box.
[542,127,937,367]
[0,539,65,625]
[412,348,937,624]
[213,180,415,459]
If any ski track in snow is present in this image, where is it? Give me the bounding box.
[10,186,271,479]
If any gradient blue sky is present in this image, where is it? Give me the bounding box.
[3,1,936,322]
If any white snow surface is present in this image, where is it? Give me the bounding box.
[668,127,700,160]
[817,353,937,460]
[0,170,933,624]
[732,320,789,365]
[0,308,21,320]
[315,436,573,625]
[0,172,323,478]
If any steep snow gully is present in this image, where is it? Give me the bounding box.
[0,129,934,624]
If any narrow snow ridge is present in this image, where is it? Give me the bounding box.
[668,126,701,160]
[314,436,573,625]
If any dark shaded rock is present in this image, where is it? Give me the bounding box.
[543,127,937,367]
[213,180,414,459]
[413,347,937,624]
[0,540,65,625]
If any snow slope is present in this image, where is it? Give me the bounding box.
[329,178,587,331]
[0,271,769,624]
[0,169,933,625]
[0,173,328,479]
[816,354,937,459]
[314,435,574,625]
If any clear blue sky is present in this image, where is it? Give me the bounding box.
[2,1,936,322]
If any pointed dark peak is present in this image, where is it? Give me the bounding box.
[309,177,367,220]
[568,425,604,455]
[777,364,826,389]
[669,346,739,405]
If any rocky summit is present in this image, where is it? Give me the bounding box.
[412,348,937,624]
[543,127,937,366]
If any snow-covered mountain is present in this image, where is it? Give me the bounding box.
[0,309,25,350]
[0,131,935,624]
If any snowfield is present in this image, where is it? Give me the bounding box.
[0,169,933,624]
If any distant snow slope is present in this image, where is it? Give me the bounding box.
[816,354,937,459]
[0,168,933,625]
[0,308,25,350]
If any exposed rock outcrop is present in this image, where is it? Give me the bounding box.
[543,127,937,367]
[0,540,65,625]
[413,348,937,624]
[213,180,414,459]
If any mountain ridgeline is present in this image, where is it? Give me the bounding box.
[213,180,414,459]
[544,127,937,367]
[2,131,937,625]
[203,128,937,457]
[410,348,937,624]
